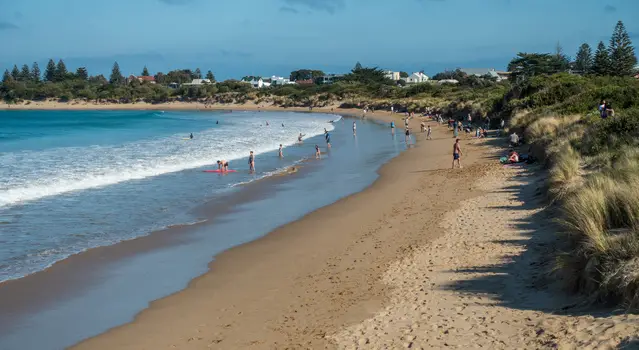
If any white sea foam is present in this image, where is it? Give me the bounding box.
[0,113,334,208]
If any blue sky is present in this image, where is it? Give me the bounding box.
[2,0,638,80]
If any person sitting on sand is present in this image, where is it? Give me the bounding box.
[217,160,229,171]
[508,149,519,163]
[315,145,321,159]
[452,138,463,169]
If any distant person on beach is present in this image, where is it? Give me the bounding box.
[325,130,331,148]
[282,123,285,127]
[248,151,255,172]
[298,133,305,143]
[266,121,269,126]
[452,139,463,169]
[453,122,459,138]
[390,121,395,134]
[216,121,219,124]
[189,133,194,139]
[217,159,229,171]
[405,128,412,144]
[420,121,426,133]
[427,125,432,140]
[353,121,357,135]
[509,132,520,147]
[315,145,321,159]
[391,106,394,114]
[278,144,283,158]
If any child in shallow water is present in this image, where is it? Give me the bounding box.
[315,145,321,159]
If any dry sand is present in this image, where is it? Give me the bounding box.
[18,103,634,349]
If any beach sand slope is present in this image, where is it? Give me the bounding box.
[331,164,639,349]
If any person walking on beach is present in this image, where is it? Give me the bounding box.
[248,151,255,173]
[278,144,283,158]
[427,125,432,140]
[452,139,463,169]
[315,145,321,159]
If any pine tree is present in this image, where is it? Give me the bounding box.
[11,65,20,80]
[141,66,150,77]
[608,20,638,76]
[76,67,88,80]
[44,59,56,82]
[55,59,68,81]
[110,61,124,85]
[194,68,202,79]
[2,69,12,83]
[354,61,363,71]
[32,62,41,82]
[592,41,611,76]
[574,43,593,74]
[205,70,215,82]
[20,64,31,81]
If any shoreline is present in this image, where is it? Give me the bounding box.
[69,113,498,349]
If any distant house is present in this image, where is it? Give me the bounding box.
[295,79,315,86]
[318,74,344,85]
[126,75,156,84]
[405,72,429,84]
[384,71,400,81]
[459,68,506,81]
[182,79,212,86]
[270,76,295,86]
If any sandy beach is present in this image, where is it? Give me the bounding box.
[5,103,639,349]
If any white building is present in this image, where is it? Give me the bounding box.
[405,72,429,84]
[270,76,295,85]
[384,71,401,81]
[248,78,271,88]
[182,79,212,86]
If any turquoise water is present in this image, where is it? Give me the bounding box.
[0,110,336,281]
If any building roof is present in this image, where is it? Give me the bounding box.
[139,76,155,81]
[460,68,499,78]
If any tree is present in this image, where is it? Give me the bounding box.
[44,59,56,82]
[76,67,88,80]
[20,64,31,81]
[289,69,325,81]
[553,43,571,72]
[194,68,202,79]
[592,41,611,76]
[141,66,150,77]
[206,70,215,82]
[574,43,593,74]
[110,61,124,85]
[55,59,68,81]
[608,20,637,76]
[354,61,363,70]
[399,71,409,78]
[2,69,12,83]
[507,52,570,81]
[31,62,41,82]
[11,65,20,80]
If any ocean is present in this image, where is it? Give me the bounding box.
[0,110,405,349]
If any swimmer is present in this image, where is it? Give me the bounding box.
[298,133,305,143]
[189,133,194,139]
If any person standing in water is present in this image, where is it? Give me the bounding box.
[248,151,255,173]
[325,130,331,148]
[189,133,194,139]
[278,144,283,158]
[352,121,357,136]
[298,133,305,143]
[405,127,412,145]
[452,139,463,169]
[390,121,395,135]
[427,125,432,140]
[315,145,321,159]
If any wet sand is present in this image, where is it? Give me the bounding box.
[69,112,500,349]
